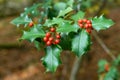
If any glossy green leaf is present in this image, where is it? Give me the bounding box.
[43,18,71,27]
[72,23,80,30]
[81,0,92,9]
[54,2,67,11]
[67,0,74,7]
[58,7,73,17]
[11,16,32,27]
[41,45,62,72]
[71,11,85,21]
[104,67,118,80]
[72,29,91,56]
[92,15,115,31]
[21,4,41,17]
[20,25,45,42]
[34,40,41,51]
[59,34,71,50]
[57,22,79,33]
[113,55,120,66]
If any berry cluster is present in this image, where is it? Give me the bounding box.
[43,27,61,46]
[78,19,93,33]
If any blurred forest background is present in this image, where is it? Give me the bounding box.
[0,0,120,80]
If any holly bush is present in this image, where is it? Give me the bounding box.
[98,55,120,80]
[11,0,114,73]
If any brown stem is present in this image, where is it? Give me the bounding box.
[70,56,82,80]
[92,31,116,60]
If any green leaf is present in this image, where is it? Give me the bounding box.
[71,11,85,21]
[98,59,108,73]
[54,2,67,11]
[57,22,79,33]
[72,29,91,56]
[58,7,73,17]
[92,15,114,31]
[11,16,32,27]
[104,67,118,80]
[21,3,41,17]
[11,4,41,27]
[67,0,74,7]
[81,0,92,9]
[20,25,45,42]
[33,40,41,51]
[72,23,80,30]
[41,45,62,72]
[113,55,120,66]
[43,18,71,27]
[59,34,71,50]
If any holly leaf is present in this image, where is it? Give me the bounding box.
[72,23,80,30]
[92,15,115,31]
[72,29,91,56]
[113,55,120,66]
[59,34,72,50]
[67,0,74,7]
[71,11,85,21]
[20,25,45,42]
[41,45,62,72]
[20,3,41,17]
[43,18,71,27]
[54,2,67,11]
[33,40,41,51]
[11,16,32,27]
[57,22,79,33]
[58,7,73,17]
[81,0,92,9]
[104,67,118,80]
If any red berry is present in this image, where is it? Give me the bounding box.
[86,20,91,24]
[52,42,56,45]
[78,23,83,28]
[46,32,51,37]
[88,24,92,28]
[43,37,48,42]
[46,41,52,46]
[86,29,91,34]
[49,37,54,41]
[83,19,87,23]
[78,20,83,24]
[29,22,34,27]
[50,27,56,32]
[56,34,61,39]
[85,24,89,29]
[54,39,60,44]
[105,64,110,72]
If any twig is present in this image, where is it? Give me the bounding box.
[92,31,116,60]
[70,56,82,80]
